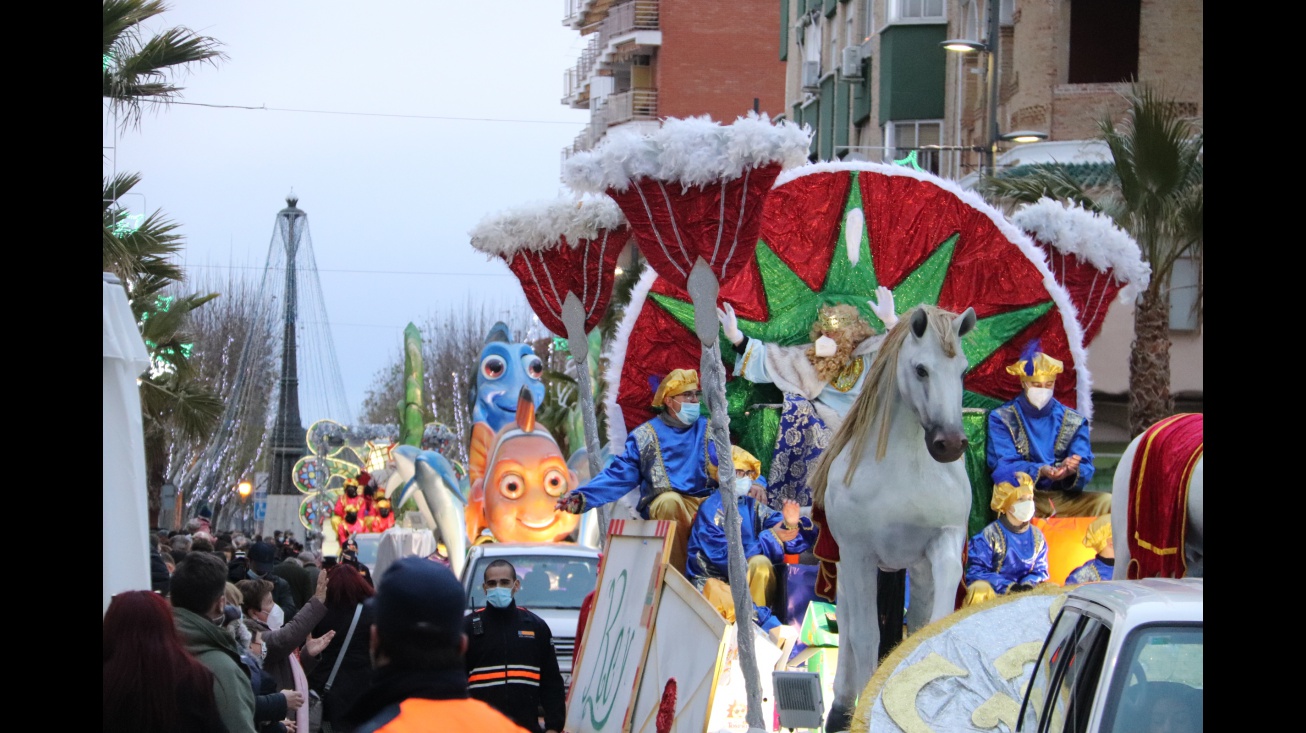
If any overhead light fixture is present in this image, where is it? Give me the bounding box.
[940,38,986,53]
[1000,130,1050,144]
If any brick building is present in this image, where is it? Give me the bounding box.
[778,0,1202,463]
[561,0,787,160]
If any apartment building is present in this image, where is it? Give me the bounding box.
[561,0,787,160]
[779,0,1203,450]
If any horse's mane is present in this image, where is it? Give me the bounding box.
[810,304,962,508]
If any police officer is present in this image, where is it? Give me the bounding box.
[464,560,565,733]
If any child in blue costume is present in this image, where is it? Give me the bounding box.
[964,472,1049,607]
[1066,515,1116,584]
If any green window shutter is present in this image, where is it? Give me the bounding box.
[853,56,873,123]
[780,0,789,61]
[878,24,946,126]
[819,74,835,160]
[835,73,850,153]
[796,0,806,14]
[824,0,838,16]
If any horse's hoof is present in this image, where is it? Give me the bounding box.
[826,702,854,732]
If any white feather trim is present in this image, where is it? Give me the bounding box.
[772,161,1096,420]
[562,111,812,194]
[468,194,626,257]
[602,265,659,447]
[1012,197,1152,302]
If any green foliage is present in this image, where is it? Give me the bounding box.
[103,0,226,129]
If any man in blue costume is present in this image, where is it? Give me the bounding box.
[987,341,1111,519]
[964,472,1049,607]
[557,368,715,574]
[1066,515,1115,584]
[686,446,816,644]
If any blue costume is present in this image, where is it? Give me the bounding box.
[574,414,717,516]
[965,520,1049,594]
[685,488,816,631]
[1065,557,1114,585]
[987,393,1094,491]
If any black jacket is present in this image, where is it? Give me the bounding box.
[463,601,565,733]
[309,601,376,730]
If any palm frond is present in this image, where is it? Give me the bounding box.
[140,377,224,440]
[103,0,226,129]
[975,165,1102,212]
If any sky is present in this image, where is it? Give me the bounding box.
[106,1,592,424]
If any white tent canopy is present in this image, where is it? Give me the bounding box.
[103,273,152,614]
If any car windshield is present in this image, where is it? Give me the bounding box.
[467,554,598,610]
[1103,625,1203,733]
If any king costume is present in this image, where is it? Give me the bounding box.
[964,473,1049,606]
[566,369,717,573]
[986,344,1111,518]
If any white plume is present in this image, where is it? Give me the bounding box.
[468,194,626,257]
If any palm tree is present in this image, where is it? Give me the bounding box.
[103,0,225,129]
[104,0,226,524]
[978,84,1203,437]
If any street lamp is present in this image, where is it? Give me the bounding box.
[237,481,253,499]
[941,3,1046,177]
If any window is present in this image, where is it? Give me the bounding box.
[1022,607,1083,730]
[1103,626,1203,733]
[1068,0,1139,83]
[884,119,942,174]
[892,0,944,22]
[1167,256,1200,332]
[860,0,876,42]
[465,555,599,610]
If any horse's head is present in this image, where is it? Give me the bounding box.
[896,305,977,463]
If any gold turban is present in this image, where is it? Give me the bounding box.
[1083,515,1112,554]
[1005,351,1064,382]
[651,368,699,407]
[990,472,1036,514]
[710,445,762,482]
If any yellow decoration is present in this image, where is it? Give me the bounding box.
[882,652,968,733]
[651,368,699,407]
[1005,351,1064,382]
[829,356,865,392]
[817,305,848,332]
[989,472,1036,513]
[710,445,762,482]
[1083,515,1112,554]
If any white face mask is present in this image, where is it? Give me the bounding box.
[1009,499,1036,524]
[813,335,838,357]
[733,476,754,497]
[267,602,285,631]
[1025,387,1054,410]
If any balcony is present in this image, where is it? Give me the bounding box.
[605,89,658,126]
[598,0,660,47]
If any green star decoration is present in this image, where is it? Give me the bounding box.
[648,170,1053,407]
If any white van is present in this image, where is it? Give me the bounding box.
[1017,578,1203,733]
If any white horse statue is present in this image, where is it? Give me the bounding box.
[809,304,977,732]
[1111,413,1204,579]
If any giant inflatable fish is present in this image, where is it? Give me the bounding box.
[472,322,546,433]
[466,386,580,544]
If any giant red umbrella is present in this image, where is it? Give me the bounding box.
[563,112,811,729]
[469,195,628,489]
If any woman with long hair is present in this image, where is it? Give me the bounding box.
[309,563,377,732]
[103,590,229,733]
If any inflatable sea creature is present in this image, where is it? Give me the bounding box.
[472,321,546,433]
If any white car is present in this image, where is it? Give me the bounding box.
[1017,578,1203,733]
[458,542,602,690]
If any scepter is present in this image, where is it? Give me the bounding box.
[470,195,629,546]
[563,112,810,730]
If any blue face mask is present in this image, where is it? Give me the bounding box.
[675,402,701,424]
[486,587,514,608]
